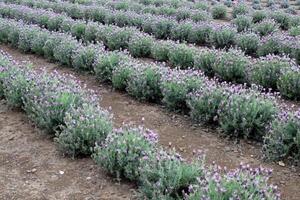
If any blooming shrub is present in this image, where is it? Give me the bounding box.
[209,25,236,48]
[18,28,39,53]
[193,49,217,76]
[233,15,252,32]
[93,51,129,82]
[43,34,64,61]
[185,163,280,200]
[251,10,267,23]
[213,49,250,83]
[31,32,50,56]
[278,68,300,100]
[161,69,203,111]
[139,149,203,199]
[289,26,300,36]
[53,36,79,66]
[150,40,171,62]
[270,11,291,30]
[264,110,300,162]
[187,83,228,124]
[55,103,113,157]
[253,19,279,36]
[128,33,153,57]
[23,71,89,133]
[235,32,260,55]
[249,55,292,90]
[232,4,249,18]
[188,22,212,45]
[218,87,277,140]
[127,64,164,102]
[112,60,134,90]
[211,4,227,19]
[92,126,158,181]
[168,44,195,69]
[72,44,102,71]
[1,63,31,107]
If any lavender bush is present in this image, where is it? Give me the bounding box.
[55,103,113,157]
[161,69,203,111]
[93,51,129,82]
[127,64,164,102]
[264,110,300,162]
[218,87,277,140]
[139,149,203,199]
[278,68,300,100]
[235,32,260,55]
[249,55,292,90]
[185,163,280,200]
[211,4,227,19]
[92,126,158,181]
[213,49,250,83]
[253,19,279,36]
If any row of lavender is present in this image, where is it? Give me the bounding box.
[0,47,280,199]
[0,3,300,101]
[3,0,300,58]
[68,0,215,22]
[69,0,299,26]
[0,17,298,163]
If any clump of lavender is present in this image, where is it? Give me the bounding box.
[139,148,204,199]
[187,81,229,124]
[213,48,250,83]
[72,43,104,71]
[235,32,260,55]
[209,24,237,48]
[249,54,295,90]
[127,63,166,102]
[55,103,113,158]
[232,3,250,18]
[264,109,300,162]
[23,70,94,133]
[193,48,218,76]
[253,19,279,36]
[185,163,280,200]
[92,125,158,181]
[211,4,227,19]
[218,85,278,140]
[277,65,300,100]
[160,69,204,111]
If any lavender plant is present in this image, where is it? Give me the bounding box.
[168,44,195,69]
[92,126,158,181]
[55,103,113,157]
[211,4,227,19]
[185,163,280,200]
[264,110,300,162]
[127,64,164,102]
[249,55,292,90]
[93,51,129,82]
[278,68,300,100]
[218,87,277,140]
[209,25,236,48]
[232,3,249,18]
[213,49,250,83]
[193,49,217,76]
[139,149,203,199]
[235,32,260,55]
[161,69,203,111]
[253,19,279,36]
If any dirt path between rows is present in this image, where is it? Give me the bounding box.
[0,45,299,199]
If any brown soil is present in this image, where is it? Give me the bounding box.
[0,45,299,200]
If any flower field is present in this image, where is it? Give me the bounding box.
[0,0,299,199]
